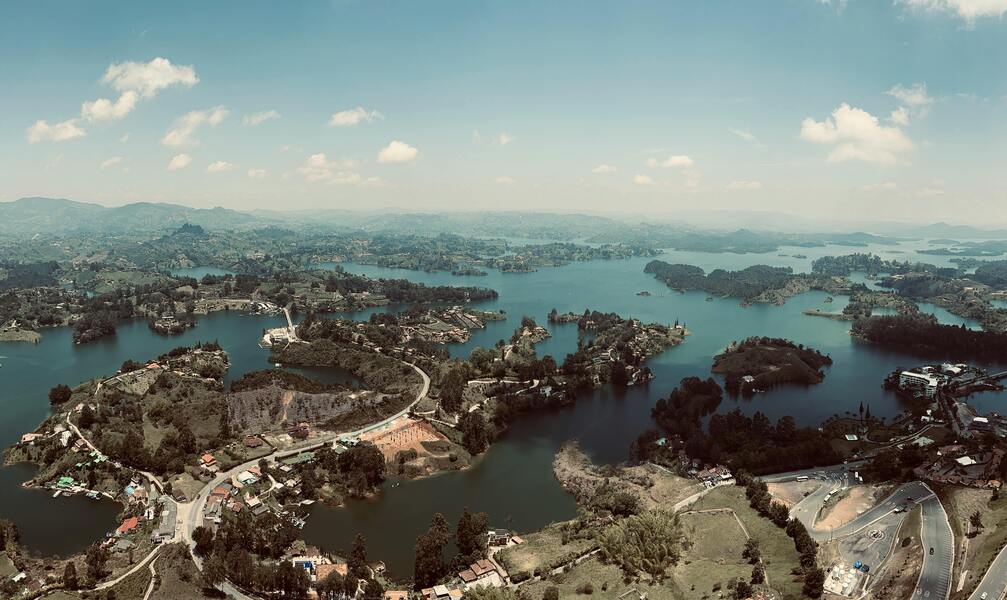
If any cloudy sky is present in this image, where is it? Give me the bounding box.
[2,0,1006,222]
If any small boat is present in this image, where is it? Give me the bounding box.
[52,490,62,498]
[825,296,834,303]
[705,296,714,302]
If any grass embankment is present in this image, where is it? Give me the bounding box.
[690,485,804,600]
[937,485,1007,600]
[497,521,596,578]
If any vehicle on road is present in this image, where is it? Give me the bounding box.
[929,547,934,555]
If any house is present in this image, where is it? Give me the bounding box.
[20,433,42,444]
[956,456,978,467]
[487,528,513,546]
[153,500,177,543]
[237,470,259,485]
[899,371,941,399]
[116,516,140,536]
[244,435,265,448]
[57,476,76,489]
[422,585,464,600]
[384,592,409,600]
[458,559,504,589]
[200,453,219,471]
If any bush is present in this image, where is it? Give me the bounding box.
[576,582,594,594]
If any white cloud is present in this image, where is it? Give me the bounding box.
[726,180,763,191]
[592,164,617,174]
[81,91,139,122]
[162,106,229,147]
[102,57,198,98]
[728,128,766,149]
[120,133,130,143]
[799,103,914,165]
[889,106,910,126]
[295,153,362,184]
[167,153,192,171]
[887,83,934,108]
[472,129,517,146]
[26,119,85,143]
[206,161,235,173]
[247,168,268,179]
[328,107,383,127]
[494,175,516,184]
[377,140,419,164]
[861,181,900,192]
[898,0,1007,22]
[100,156,124,170]
[645,155,695,168]
[633,174,654,185]
[243,110,281,126]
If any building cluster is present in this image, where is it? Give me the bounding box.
[914,445,1004,489]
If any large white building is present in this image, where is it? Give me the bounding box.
[899,371,941,398]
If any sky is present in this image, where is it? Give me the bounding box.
[1,0,1006,223]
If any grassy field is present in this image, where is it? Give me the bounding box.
[522,556,686,600]
[675,509,755,598]
[938,485,1007,600]
[0,551,17,578]
[148,543,207,600]
[496,521,596,579]
[690,485,805,600]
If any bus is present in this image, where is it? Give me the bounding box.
[796,475,809,482]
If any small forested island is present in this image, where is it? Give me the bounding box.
[852,313,1007,358]
[148,314,195,335]
[642,260,852,305]
[712,337,833,393]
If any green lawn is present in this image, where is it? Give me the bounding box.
[675,510,755,598]
[496,521,595,580]
[690,485,805,600]
[522,557,685,600]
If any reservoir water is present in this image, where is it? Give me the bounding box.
[2,243,1004,574]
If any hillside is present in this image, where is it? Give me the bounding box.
[712,337,833,392]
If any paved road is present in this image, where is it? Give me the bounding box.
[968,543,1007,600]
[918,494,955,600]
[759,459,870,483]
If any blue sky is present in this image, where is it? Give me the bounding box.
[1,0,1006,222]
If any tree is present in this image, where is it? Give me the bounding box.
[458,412,489,455]
[543,587,560,600]
[363,578,385,599]
[49,384,72,404]
[751,563,765,584]
[803,567,825,598]
[63,561,79,590]
[599,511,683,583]
[85,542,109,583]
[742,538,761,563]
[456,507,490,566]
[970,510,984,532]
[413,513,452,589]
[192,525,214,557]
[735,580,753,599]
[349,533,369,579]
[78,404,96,429]
[202,553,227,589]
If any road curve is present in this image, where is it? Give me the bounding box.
[918,493,955,600]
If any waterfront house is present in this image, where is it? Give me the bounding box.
[116,516,140,536]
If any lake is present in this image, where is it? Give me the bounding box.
[2,244,1002,574]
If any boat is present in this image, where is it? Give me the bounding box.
[52,490,62,498]
[705,296,714,302]
[825,296,834,303]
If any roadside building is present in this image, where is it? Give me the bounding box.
[898,371,941,399]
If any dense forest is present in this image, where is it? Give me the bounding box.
[643,261,794,299]
[852,313,1007,358]
[636,377,839,474]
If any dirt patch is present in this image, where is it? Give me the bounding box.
[360,416,448,462]
[768,480,823,508]
[817,485,884,530]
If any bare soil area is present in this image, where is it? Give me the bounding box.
[767,480,822,508]
[817,485,884,530]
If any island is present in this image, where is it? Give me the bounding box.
[712,337,833,393]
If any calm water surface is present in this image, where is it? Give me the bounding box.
[2,244,1003,572]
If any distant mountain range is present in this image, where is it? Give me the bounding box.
[3,197,1007,241]
[0,197,263,237]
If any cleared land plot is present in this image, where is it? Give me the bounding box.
[817,485,883,531]
[521,556,685,600]
[768,480,822,508]
[690,485,804,600]
[496,521,595,579]
[360,416,447,462]
[675,510,754,597]
[0,551,17,578]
